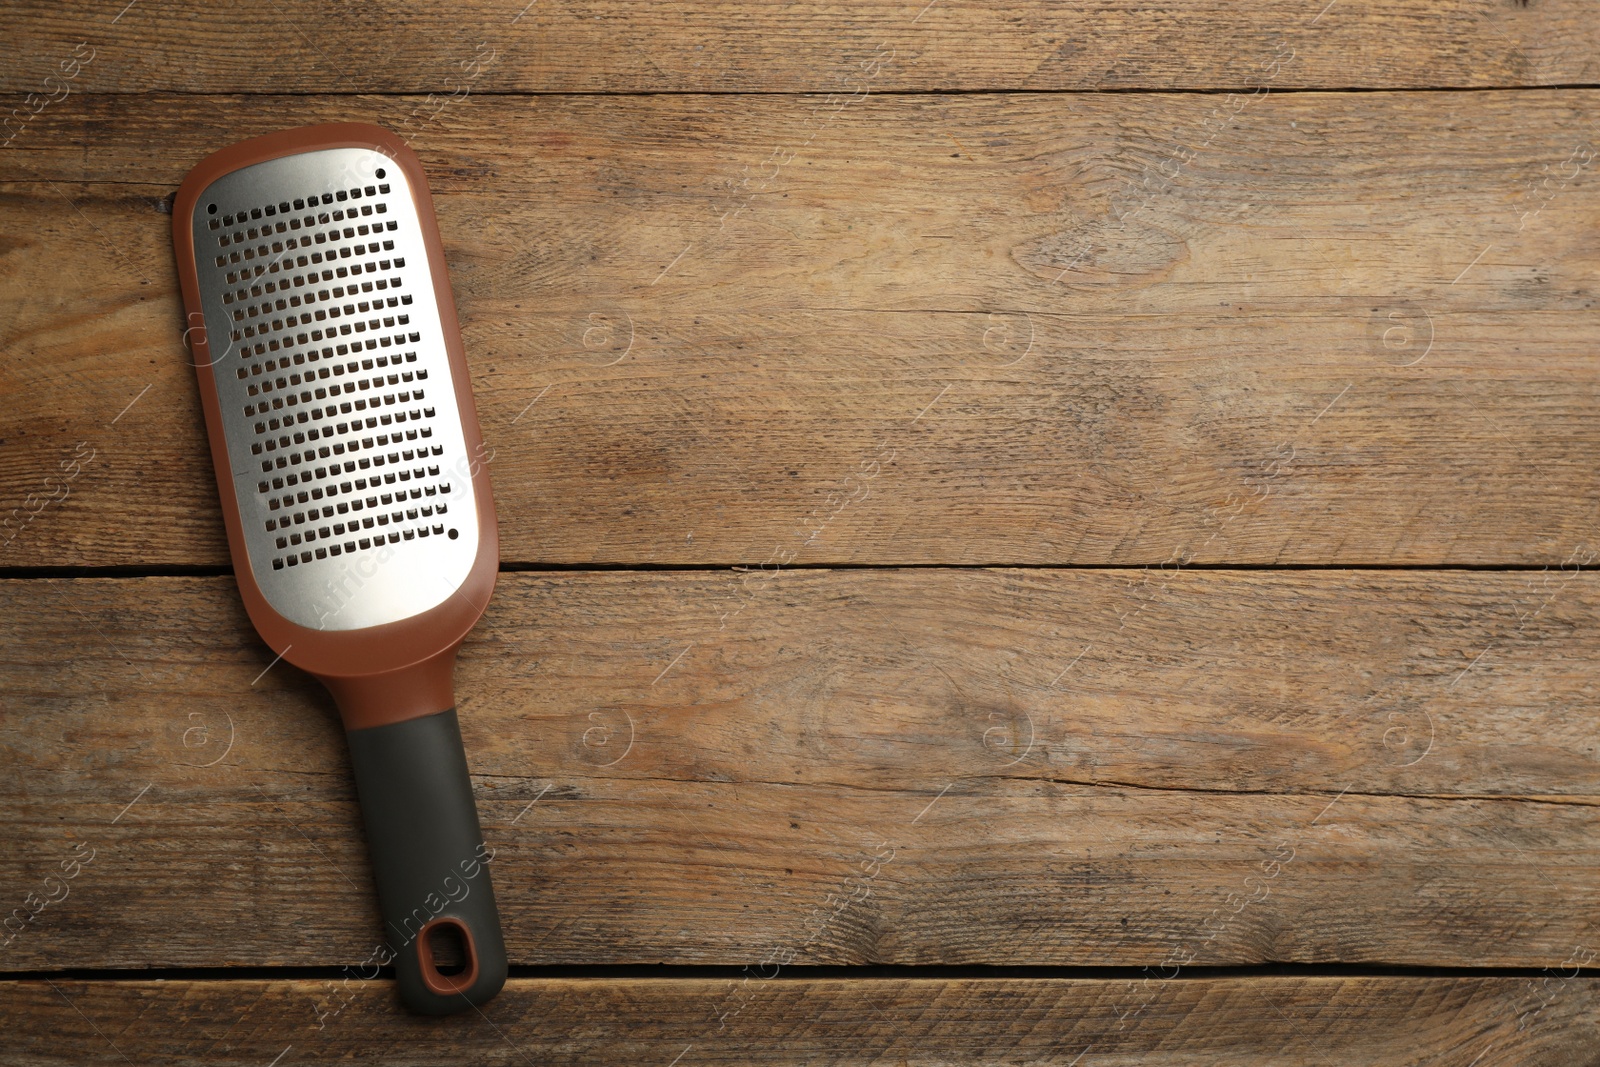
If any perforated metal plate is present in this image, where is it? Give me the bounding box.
[190,147,480,632]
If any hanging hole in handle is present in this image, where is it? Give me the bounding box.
[429,923,467,975]
[418,916,479,995]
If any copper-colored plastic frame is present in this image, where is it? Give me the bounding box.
[173,124,498,731]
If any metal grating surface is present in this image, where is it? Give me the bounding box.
[191,147,480,631]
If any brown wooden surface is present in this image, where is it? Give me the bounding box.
[4,977,1598,1066]
[4,1,1598,1061]
[5,91,1600,567]
[2,572,1596,971]
[1,0,1596,93]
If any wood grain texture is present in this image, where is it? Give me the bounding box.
[0,0,1595,93]
[3,1,1595,1056]
[4,91,1600,567]
[3,976,1597,1066]
[2,572,1595,970]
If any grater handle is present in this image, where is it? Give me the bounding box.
[344,708,507,1015]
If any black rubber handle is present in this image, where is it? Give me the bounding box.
[345,708,507,1015]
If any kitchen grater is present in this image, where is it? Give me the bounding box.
[172,123,506,1015]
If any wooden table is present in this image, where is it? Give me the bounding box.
[3,2,1598,1062]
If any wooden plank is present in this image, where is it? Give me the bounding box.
[0,0,1594,93]
[2,571,1596,970]
[2,976,1596,1065]
[4,91,1600,567]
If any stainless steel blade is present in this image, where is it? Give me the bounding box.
[189,146,480,631]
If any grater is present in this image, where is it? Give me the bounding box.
[172,123,506,1014]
